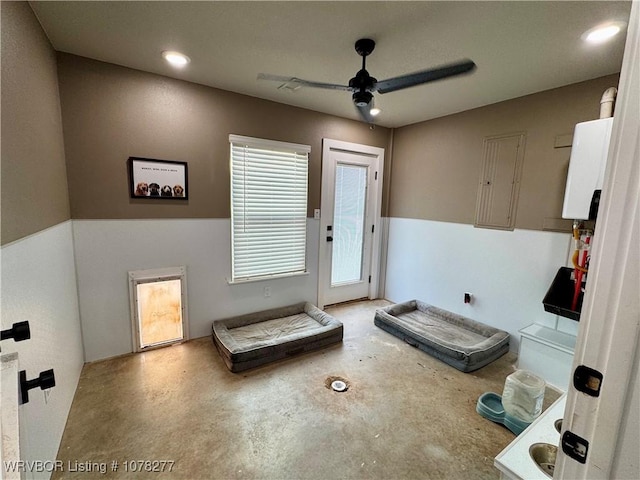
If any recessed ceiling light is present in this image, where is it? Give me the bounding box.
[370,107,381,116]
[162,50,190,67]
[582,22,625,44]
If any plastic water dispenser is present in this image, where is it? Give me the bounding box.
[476,369,546,435]
[502,369,546,423]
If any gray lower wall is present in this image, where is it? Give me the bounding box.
[383,217,575,354]
[1,222,84,478]
[72,219,320,362]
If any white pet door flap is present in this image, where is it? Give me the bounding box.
[129,267,189,352]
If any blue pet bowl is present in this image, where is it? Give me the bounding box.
[476,392,531,435]
[504,413,531,435]
[477,392,505,422]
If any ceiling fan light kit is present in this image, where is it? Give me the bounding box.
[353,90,373,107]
[258,38,476,124]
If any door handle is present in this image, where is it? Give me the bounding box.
[326,236,333,242]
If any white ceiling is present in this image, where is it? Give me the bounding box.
[30,1,631,128]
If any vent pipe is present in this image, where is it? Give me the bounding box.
[599,87,617,118]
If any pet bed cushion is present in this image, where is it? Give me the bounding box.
[212,302,343,372]
[374,300,509,372]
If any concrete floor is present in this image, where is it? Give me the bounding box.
[54,300,559,479]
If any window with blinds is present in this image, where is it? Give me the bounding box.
[229,135,310,282]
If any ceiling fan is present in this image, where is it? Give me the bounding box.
[258,38,476,123]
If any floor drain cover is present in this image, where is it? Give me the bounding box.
[331,380,348,392]
[325,375,350,392]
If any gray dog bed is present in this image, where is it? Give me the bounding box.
[212,302,343,372]
[374,300,509,372]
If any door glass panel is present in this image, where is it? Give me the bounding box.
[331,164,367,285]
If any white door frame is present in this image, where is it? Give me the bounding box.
[318,139,384,309]
[555,3,639,478]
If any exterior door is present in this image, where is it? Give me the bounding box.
[318,139,384,308]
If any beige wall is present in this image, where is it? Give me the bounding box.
[3,26,618,235]
[389,74,620,230]
[1,1,70,245]
[56,54,392,220]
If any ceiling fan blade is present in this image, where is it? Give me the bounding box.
[375,59,476,94]
[356,103,375,124]
[257,73,351,91]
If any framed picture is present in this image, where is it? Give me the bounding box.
[128,157,188,200]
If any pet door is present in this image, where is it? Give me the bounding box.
[129,267,188,352]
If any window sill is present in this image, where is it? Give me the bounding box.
[227,271,309,285]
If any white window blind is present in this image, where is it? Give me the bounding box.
[229,135,310,282]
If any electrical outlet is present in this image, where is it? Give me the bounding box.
[314,209,321,220]
[264,286,271,298]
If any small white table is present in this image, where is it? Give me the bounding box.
[518,324,576,390]
[494,394,566,480]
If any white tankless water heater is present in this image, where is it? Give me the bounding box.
[562,117,614,220]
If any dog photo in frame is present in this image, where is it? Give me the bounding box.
[129,157,188,200]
